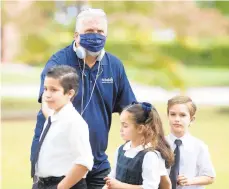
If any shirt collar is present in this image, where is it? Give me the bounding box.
[123,141,152,151]
[50,102,73,122]
[168,132,190,149]
[72,41,107,65]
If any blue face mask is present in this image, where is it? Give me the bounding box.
[80,33,106,52]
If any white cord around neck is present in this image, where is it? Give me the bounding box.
[80,58,86,115]
[80,59,102,116]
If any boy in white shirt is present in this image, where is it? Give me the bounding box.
[31,65,93,189]
[166,95,215,189]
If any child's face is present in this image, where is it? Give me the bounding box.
[168,104,192,137]
[120,110,141,142]
[43,77,72,112]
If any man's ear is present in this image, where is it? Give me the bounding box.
[74,32,80,46]
[74,32,79,38]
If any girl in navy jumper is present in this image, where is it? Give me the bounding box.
[104,102,174,189]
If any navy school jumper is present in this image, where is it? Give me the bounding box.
[115,144,150,185]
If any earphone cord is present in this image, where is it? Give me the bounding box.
[80,58,86,115]
[80,59,102,116]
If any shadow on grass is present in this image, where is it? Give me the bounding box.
[2,97,39,121]
[218,107,229,114]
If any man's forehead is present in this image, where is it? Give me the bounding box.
[82,16,106,25]
[82,17,106,29]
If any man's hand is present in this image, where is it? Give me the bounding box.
[41,94,53,118]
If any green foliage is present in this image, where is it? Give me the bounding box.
[105,41,186,89]
[16,38,229,89]
[158,41,229,67]
[196,1,229,15]
[105,40,229,88]
[90,1,154,15]
[215,1,229,15]
[10,1,229,89]
[17,21,74,65]
[105,40,229,69]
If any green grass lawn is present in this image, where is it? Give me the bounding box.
[1,67,41,85]
[1,65,229,87]
[2,97,40,120]
[2,104,229,189]
[184,67,229,87]
[126,66,229,88]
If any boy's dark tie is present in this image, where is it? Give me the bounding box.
[31,117,52,178]
[169,139,182,189]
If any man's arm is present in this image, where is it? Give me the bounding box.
[113,63,136,113]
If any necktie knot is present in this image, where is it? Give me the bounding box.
[175,139,182,146]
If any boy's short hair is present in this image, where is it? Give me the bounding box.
[167,95,197,118]
[46,65,79,98]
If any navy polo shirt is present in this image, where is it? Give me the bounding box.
[31,42,136,173]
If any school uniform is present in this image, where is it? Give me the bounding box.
[32,102,94,189]
[31,41,136,187]
[109,141,167,189]
[166,133,216,189]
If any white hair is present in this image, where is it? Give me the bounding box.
[75,8,108,34]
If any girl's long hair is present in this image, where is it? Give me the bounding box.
[124,103,174,168]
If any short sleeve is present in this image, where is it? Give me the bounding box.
[69,119,94,171]
[142,151,160,189]
[197,143,216,177]
[159,155,168,176]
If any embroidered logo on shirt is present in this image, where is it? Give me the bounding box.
[101,77,113,84]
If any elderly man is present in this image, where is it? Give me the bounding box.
[31,8,136,189]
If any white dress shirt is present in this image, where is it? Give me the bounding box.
[36,103,94,178]
[109,141,167,189]
[166,133,216,189]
